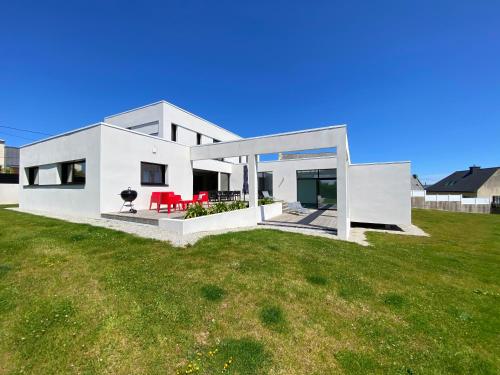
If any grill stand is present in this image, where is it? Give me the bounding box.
[120,201,137,214]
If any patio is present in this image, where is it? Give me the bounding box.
[101,209,186,226]
[259,209,337,234]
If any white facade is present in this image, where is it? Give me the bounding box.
[19,101,412,239]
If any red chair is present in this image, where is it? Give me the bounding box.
[159,192,182,213]
[149,192,163,210]
[198,191,209,207]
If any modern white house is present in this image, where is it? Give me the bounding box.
[19,101,411,240]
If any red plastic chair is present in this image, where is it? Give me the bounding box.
[198,191,209,207]
[149,192,163,210]
[159,192,182,213]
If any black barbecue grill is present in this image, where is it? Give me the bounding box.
[120,187,138,213]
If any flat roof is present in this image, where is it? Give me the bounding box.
[20,122,187,149]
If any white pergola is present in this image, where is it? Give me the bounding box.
[190,125,351,239]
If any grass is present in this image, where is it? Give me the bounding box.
[200,284,225,302]
[0,208,499,374]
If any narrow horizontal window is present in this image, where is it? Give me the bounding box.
[61,160,86,185]
[141,162,168,185]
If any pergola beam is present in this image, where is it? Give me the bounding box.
[190,125,346,161]
[189,125,350,240]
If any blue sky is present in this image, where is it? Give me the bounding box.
[1,1,499,183]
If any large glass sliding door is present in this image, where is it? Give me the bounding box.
[297,179,317,207]
[318,179,337,209]
[296,169,337,209]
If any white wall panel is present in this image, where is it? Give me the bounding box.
[349,162,411,225]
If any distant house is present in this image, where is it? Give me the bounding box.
[426,166,500,199]
[411,174,424,190]
[0,139,20,173]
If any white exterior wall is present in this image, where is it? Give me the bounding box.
[193,159,233,174]
[177,125,198,146]
[99,125,193,213]
[163,102,241,144]
[257,157,338,202]
[0,184,19,204]
[230,163,244,192]
[349,162,411,225]
[105,102,165,137]
[19,126,101,216]
[105,101,242,146]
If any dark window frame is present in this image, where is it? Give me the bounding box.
[61,159,86,185]
[196,133,202,145]
[141,162,168,186]
[296,169,337,210]
[258,171,273,197]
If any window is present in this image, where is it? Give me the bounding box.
[319,169,337,178]
[141,162,167,185]
[196,133,202,145]
[213,139,220,143]
[27,166,39,185]
[258,171,273,197]
[297,169,319,179]
[171,124,178,142]
[296,169,337,209]
[127,121,160,136]
[61,160,86,185]
[220,173,230,191]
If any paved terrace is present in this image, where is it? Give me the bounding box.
[101,209,185,225]
[259,209,337,234]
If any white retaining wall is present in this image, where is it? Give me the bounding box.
[0,184,19,204]
[158,202,282,236]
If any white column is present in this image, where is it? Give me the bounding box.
[248,154,258,207]
[336,130,350,240]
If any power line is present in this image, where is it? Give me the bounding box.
[0,130,37,141]
[0,124,53,136]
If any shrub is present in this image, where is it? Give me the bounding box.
[258,197,274,205]
[184,203,208,218]
[207,202,230,215]
[185,201,248,219]
[228,201,248,210]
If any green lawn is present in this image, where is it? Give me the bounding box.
[0,208,499,374]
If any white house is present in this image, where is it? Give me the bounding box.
[19,101,411,240]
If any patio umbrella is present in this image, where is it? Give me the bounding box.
[243,165,249,201]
